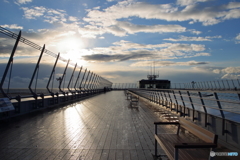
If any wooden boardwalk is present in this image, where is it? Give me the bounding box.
[0,91,165,160]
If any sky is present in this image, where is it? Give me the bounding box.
[0,0,240,88]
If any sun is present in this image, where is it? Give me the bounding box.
[57,37,86,65]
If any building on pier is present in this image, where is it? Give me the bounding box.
[139,74,170,89]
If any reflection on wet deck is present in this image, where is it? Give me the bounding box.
[0,91,164,160]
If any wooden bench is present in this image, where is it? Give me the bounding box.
[126,92,132,100]
[154,117,218,160]
[130,96,139,107]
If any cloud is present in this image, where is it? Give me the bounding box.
[0,24,23,30]
[131,60,208,67]
[82,51,154,62]
[107,21,186,36]
[236,33,240,43]
[164,35,222,41]
[188,29,202,35]
[78,21,187,37]
[84,1,240,27]
[201,66,240,79]
[80,40,210,62]
[68,16,78,22]
[16,0,32,4]
[177,0,209,6]
[236,33,240,40]
[21,6,67,24]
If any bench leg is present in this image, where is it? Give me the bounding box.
[174,148,178,160]
[155,139,158,156]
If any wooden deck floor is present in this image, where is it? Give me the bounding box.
[0,91,166,160]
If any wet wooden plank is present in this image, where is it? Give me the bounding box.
[100,149,109,160]
[0,91,165,160]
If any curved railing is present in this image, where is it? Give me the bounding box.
[0,26,112,100]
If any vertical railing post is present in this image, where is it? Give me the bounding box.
[187,91,195,121]
[0,31,21,98]
[46,53,60,96]
[59,59,70,95]
[222,80,226,90]
[160,91,164,106]
[89,73,95,94]
[198,92,208,127]
[210,81,214,90]
[214,92,225,135]
[163,91,169,109]
[87,72,94,94]
[237,79,240,90]
[67,63,77,94]
[226,80,230,90]
[213,81,217,90]
[167,91,173,111]
[82,71,90,94]
[79,68,87,93]
[92,74,97,93]
[172,90,178,113]
[179,91,186,117]
[28,45,45,99]
[231,79,236,90]
[217,80,221,90]
[97,76,101,92]
[74,66,82,95]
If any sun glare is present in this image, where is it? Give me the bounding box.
[57,37,87,65]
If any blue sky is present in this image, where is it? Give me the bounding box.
[0,0,240,87]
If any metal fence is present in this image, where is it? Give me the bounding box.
[128,88,240,150]
[129,88,240,124]
[171,79,240,90]
[0,26,112,100]
[112,83,138,89]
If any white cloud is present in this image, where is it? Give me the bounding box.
[68,16,78,22]
[81,40,210,62]
[131,60,208,67]
[0,24,23,30]
[236,33,240,40]
[21,6,67,24]
[93,6,100,10]
[16,0,32,4]
[84,1,240,27]
[211,67,240,79]
[116,21,186,34]
[78,21,187,37]
[235,33,240,44]
[21,6,47,19]
[188,29,202,35]
[177,0,209,6]
[164,35,222,41]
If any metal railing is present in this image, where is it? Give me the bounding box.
[112,83,138,89]
[0,26,112,100]
[171,79,240,90]
[129,88,240,133]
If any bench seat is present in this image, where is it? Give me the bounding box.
[154,117,218,160]
[155,134,215,160]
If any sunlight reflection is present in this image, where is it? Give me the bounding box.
[64,103,86,142]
